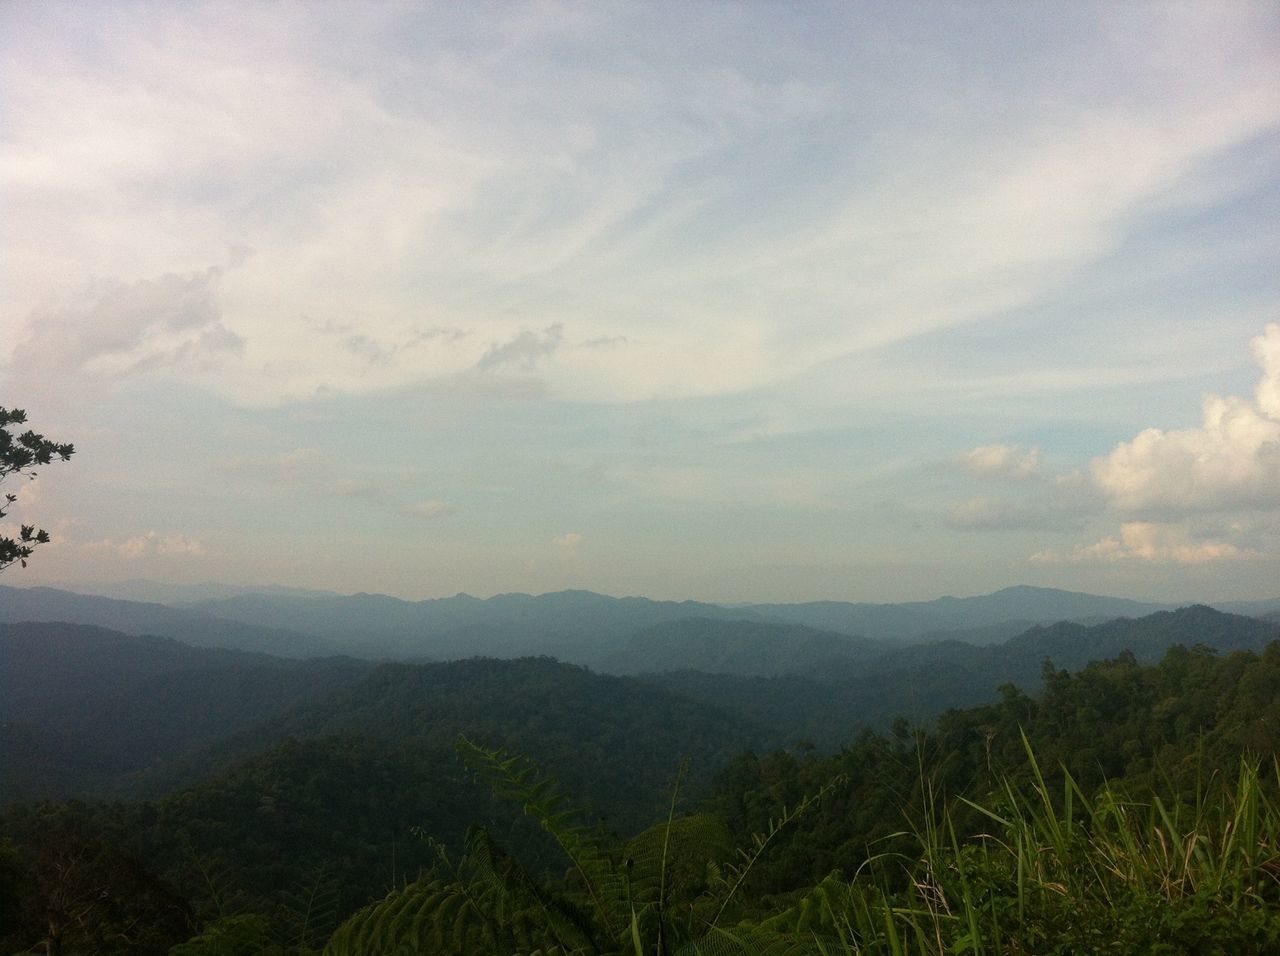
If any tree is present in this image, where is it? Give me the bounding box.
[0,407,74,572]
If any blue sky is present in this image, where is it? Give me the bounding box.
[2,1,1279,602]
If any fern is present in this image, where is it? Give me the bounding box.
[325,741,855,955]
[456,735,630,944]
[706,774,848,931]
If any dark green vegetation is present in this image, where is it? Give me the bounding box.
[1,594,1278,953]
[0,408,73,573]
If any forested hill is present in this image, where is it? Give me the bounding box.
[0,622,369,804]
[0,585,332,657]
[4,637,1278,953]
[5,605,1274,805]
[0,625,764,819]
[212,655,767,832]
[601,617,889,676]
[644,604,1280,748]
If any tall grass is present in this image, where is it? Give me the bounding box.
[324,745,1280,954]
[778,744,1280,955]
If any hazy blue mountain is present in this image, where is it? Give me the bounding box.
[10,582,1279,668]
[40,578,342,605]
[600,617,888,676]
[178,584,1197,660]
[1215,597,1280,619]
[180,588,771,660]
[644,606,1279,749]
[744,585,1180,641]
[0,585,333,657]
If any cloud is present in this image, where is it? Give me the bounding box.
[1030,522,1246,565]
[84,531,205,558]
[1091,323,1280,515]
[1254,320,1280,420]
[477,325,564,372]
[404,500,451,519]
[215,447,323,484]
[552,532,583,555]
[948,497,1035,531]
[959,444,1040,480]
[12,268,243,381]
[6,5,1276,410]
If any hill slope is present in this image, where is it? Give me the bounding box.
[0,585,331,656]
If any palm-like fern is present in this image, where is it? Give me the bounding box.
[323,738,842,956]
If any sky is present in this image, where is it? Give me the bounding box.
[2,1,1279,604]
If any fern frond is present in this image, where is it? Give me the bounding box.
[457,735,629,942]
[706,774,848,930]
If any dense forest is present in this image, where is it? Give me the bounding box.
[2,597,1279,953]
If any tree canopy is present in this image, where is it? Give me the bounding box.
[0,407,74,572]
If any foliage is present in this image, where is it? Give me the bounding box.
[0,814,192,956]
[0,406,74,572]
[323,737,844,955]
[4,640,1280,953]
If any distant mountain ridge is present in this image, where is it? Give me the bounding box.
[743,586,1180,642]
[602,617,888,676]
[645,605,1280,748]
[6,581,1279,664]
[0,585,333,657]
[4,604,1275,807]
[176,587,772,661]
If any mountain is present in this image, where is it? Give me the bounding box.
[0,646,770,940]
[0,621,764,828]
[40,578,343,605]
[219,655,766,832]
[16,582,1280,666]
[0,621,368,803]
[643,605,1280,749]
[600,617,887,676]
[0,585,333,657]
[743,585,1180,642]
[179,588,772,661]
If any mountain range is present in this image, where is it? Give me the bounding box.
[7,581,1279,667]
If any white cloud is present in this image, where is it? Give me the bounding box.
[1091,324,1280,514]
[1254,320,1280,420]
[84,531,205,559]
[1030,522,1246,565]
[552,532,583,555]
[959,444,1040,480]
[405,500,451,519]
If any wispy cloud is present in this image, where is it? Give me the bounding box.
[12,268,242,383]
[477,324,564,371]
[6,4,1275,409]
[959,444,1041,481]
